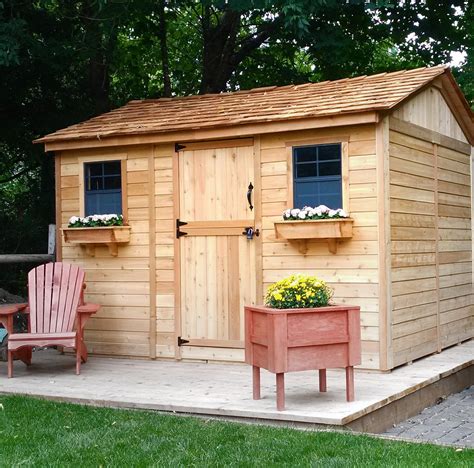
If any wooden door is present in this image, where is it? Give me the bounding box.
[178,141,257,349]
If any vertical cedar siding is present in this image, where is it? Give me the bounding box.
[154,143,176,358]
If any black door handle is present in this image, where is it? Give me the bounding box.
[247,182,254,211]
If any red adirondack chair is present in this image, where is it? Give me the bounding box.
[7,262,100,378]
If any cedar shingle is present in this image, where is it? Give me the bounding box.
[37,66,449,143]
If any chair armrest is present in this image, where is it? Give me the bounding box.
[0,303,28,316]
[77,303,101,314]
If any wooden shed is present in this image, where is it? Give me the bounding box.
[36,65,474,371]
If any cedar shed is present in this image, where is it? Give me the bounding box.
[37,66,474,371]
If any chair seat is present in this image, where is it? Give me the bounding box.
[9,332,77,341]
[8,331,77,351]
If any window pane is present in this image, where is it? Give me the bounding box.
[319,161,341,176]
[318,145,340,161]
[296,163,317,178]
[85,192,122,216]
[88,176,104,191]
[294,146,317,163]
[317,179,341,194]
[294,178,342,209]
[322,193,342,209]
[103,161,121,176]
[104,176,122,190]
[88,163,103,177]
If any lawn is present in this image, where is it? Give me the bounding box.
[0,395,472,467]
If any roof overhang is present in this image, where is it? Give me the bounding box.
[436,71,474,145]
[38,111,380,152]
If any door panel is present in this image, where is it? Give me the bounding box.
[178,143,256,349]
[179,146,254,221]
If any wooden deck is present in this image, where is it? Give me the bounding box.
[0,340,472,433]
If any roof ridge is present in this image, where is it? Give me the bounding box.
[122,66,447,106]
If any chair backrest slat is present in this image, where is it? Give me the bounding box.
[28,263,85,334]
[63,266,84,332]
[43,264,54,333]
[56,263,71,332]
[50,264,63,332]
[28,268,38,332]
[36,264,46,333]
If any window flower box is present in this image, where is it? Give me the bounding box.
[63,214,130,257]
[275,206,353,254]
[275,218,353,254]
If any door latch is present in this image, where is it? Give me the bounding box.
[242,227,260,240]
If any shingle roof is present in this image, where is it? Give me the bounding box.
[36,66,452,143]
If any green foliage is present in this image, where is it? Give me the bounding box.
[0,0,472,293]
[0,17,25,66]
[265,273,334,309]
[1,395,473,467]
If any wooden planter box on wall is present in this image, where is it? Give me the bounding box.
[62,226,131,257]
[274,218,353,254]
[245,304,361,411]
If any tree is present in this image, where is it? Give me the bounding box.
[0,0,471,293]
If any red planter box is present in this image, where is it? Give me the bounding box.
[244,304,361,410]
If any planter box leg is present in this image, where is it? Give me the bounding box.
[276,373,285,411]
[319,369,327,392]
[346,366,355,402]
[252,366,261,400]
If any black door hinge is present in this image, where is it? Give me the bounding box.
[176,218,188,238]
[178,336,190,346]
[175,143,186,152]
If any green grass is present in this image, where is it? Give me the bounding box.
[0,395,472,467]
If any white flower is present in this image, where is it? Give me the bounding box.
[283,209,291,219]
[298,211,307,220]
[337,209,348,218]
[328,209,338,218]
[69,216,80,224]
[290,209,300,217]
[317,205,330,214]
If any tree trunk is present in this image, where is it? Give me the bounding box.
[199,8,282,94]
[82,2,113,114]
[200,8,241,94]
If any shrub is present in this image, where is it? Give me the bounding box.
[265,274,333,309]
